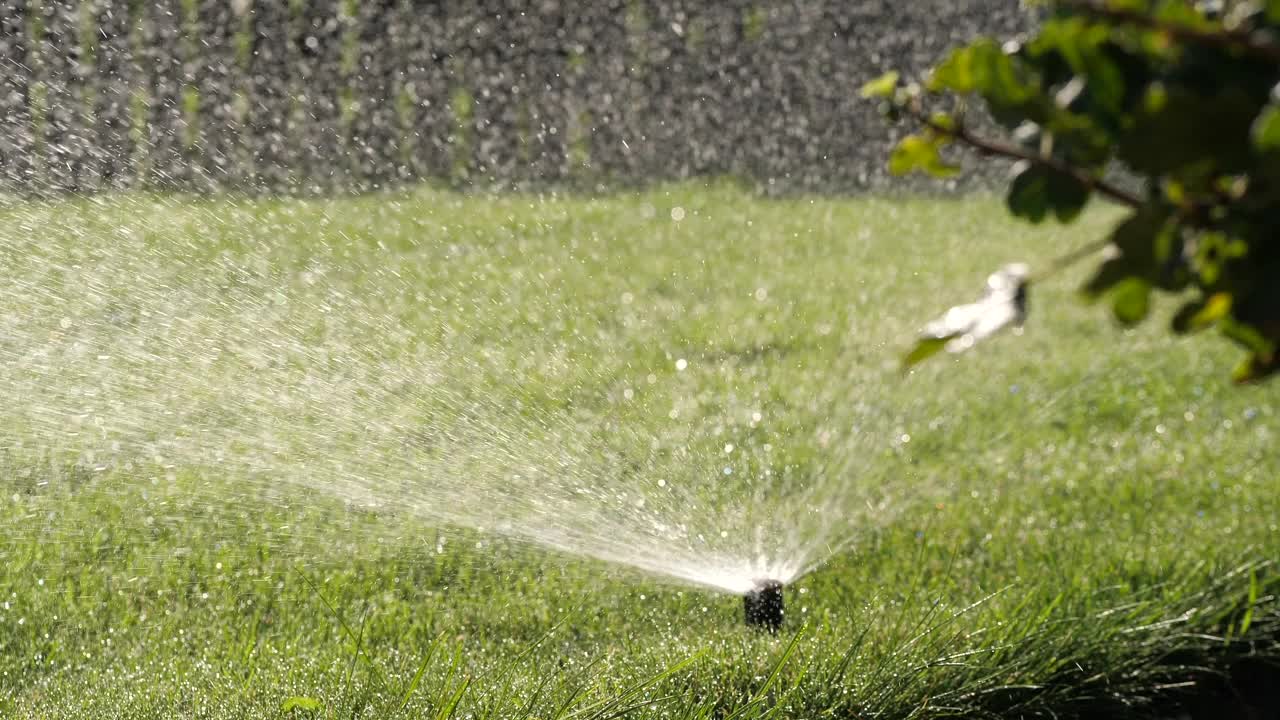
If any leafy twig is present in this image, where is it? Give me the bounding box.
[910,104,1142,209]
[1059,0,1280,65]
[1031,234,1115,284]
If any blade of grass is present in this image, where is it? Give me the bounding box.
[722,624,808,720]
[293,566,388,689]
[565,650,705,720]
[434,674,472,720]
[399,631,446,711]
[342,605,370,703]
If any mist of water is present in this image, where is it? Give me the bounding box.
[0,195,907,595]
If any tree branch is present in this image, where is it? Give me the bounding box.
[1033,234,1117,284]
[910,106,1143,209]
[903,103,1145,283]
[1058,0,1280,65]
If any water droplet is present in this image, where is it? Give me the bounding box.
[657,479,666,488]
[675,358,687,371]
[754,287,768,301]
[723,443,734,454]
[670,206,685,221]
[623,388,634,400]
[900,433,911,443]
[1155,424,1166,435]
[620,292,634,305]
[59,317,71,329]
[723,467,732,475]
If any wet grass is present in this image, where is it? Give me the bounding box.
[1,184,1278,718]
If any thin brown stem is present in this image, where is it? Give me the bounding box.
[911,106,1143,209]
[906,105,1134,281]
[1031,234,1116,284]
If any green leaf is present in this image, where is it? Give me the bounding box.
[1192,231,1248,287]
[1111,277,1151,326]
[927,160,961,178]
[1007,163,1051,223]
[1033,18,1124,113]
[1082,204,1183,297]
[1172,292,1232,334]
[1081,256,1136,298]
[1153,0,1213,28]
[1221,316,1276,358]
[1102,0,1148,12]
[1239,569,1259,636]
[929,111,956,134]
[1269,0,1280,23]
[929,44,982,93]
[282,697,322,713]
[888,134,959,177]
[1006,163,1089,224]
[1082,54,1125,115]
[1252,105,1280,153]
[902,336,951,369]
[1143,83,1168,114]
[889,135,931,175]
[1046,169,1090,222]
[929,38,1045,128]
[904,264,1030,370]
[1222,316,1280,383]
[983,58,1041,123]
[1233,352,1280,384]
[860,71,900,99]
[1121,85,1260,175]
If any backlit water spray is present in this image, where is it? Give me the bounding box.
[0,196,903,621]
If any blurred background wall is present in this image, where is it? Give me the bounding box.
[0,0,1032,196]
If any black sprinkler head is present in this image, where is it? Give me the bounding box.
[743,579,784,632]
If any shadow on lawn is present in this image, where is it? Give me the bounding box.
[1157,656,1280,720]
[963,607,1280,720]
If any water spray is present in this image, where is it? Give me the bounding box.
[743,579,784,631]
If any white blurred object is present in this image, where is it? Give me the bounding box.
[921,263,1029,353]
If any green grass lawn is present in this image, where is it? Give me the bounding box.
[0,184,1276,719]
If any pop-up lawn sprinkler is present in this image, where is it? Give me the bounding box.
[743,579,784,631]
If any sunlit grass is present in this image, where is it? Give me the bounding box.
[0,184,1276,718]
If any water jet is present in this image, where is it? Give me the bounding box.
[743,579,785,631]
